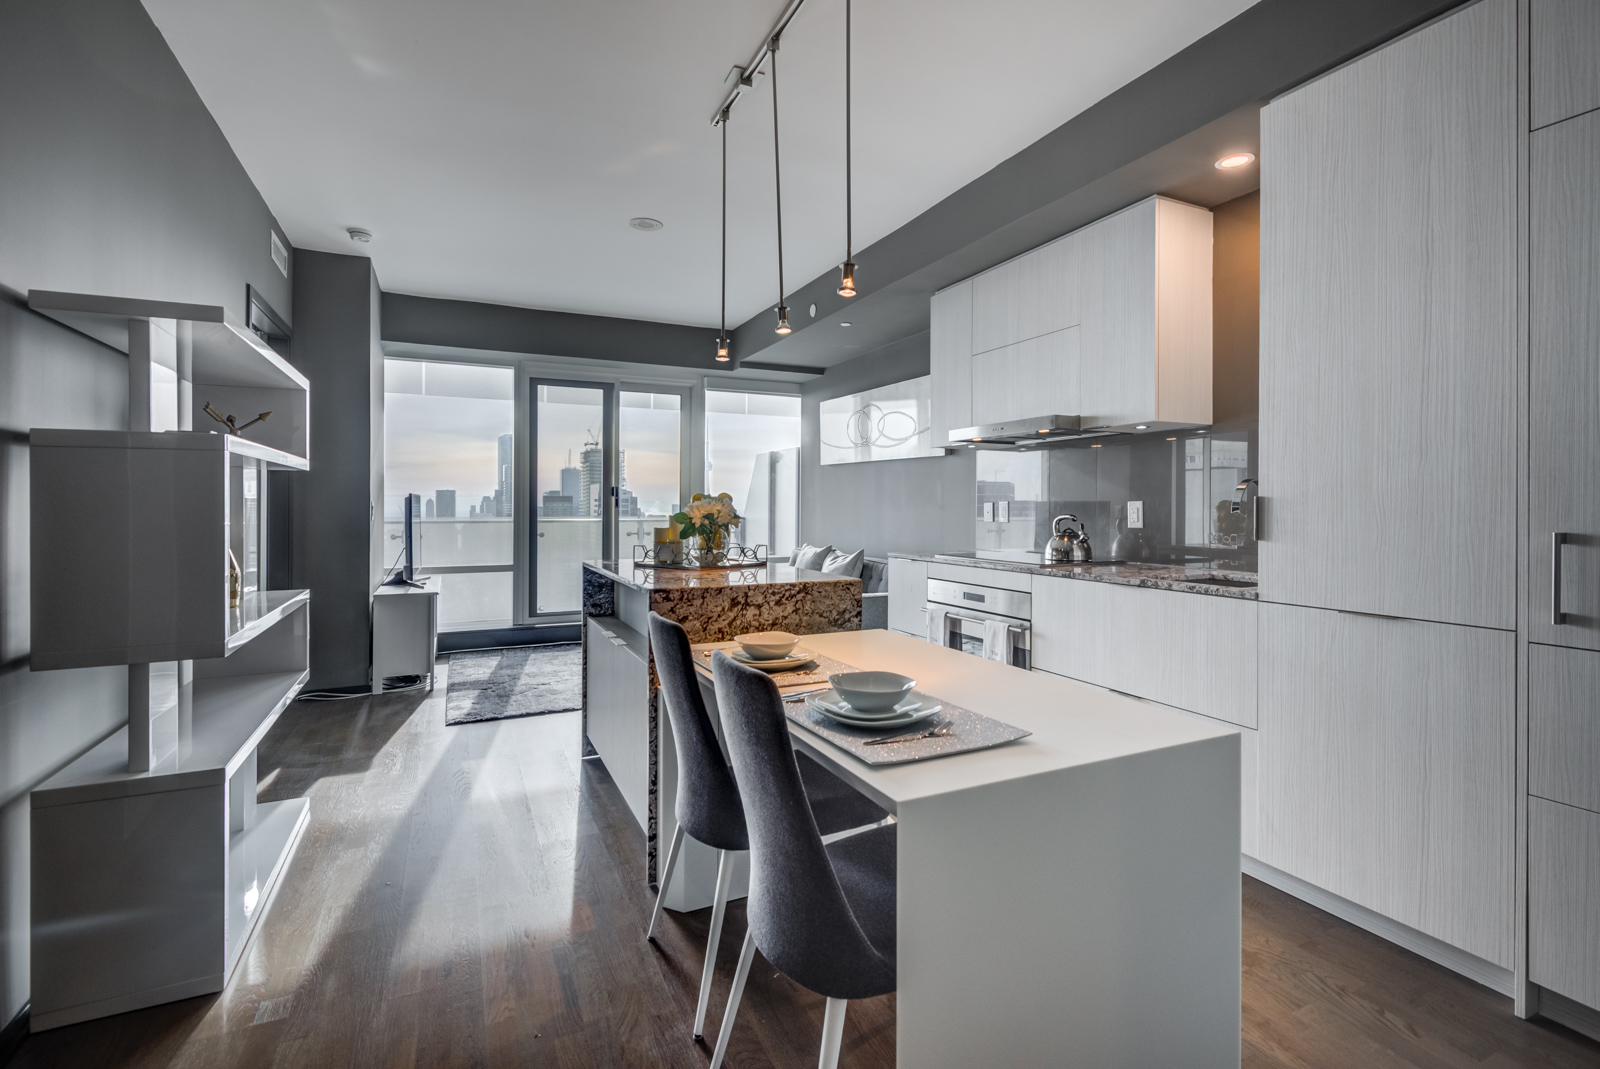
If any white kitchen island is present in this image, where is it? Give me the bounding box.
[692,629,1241,1069]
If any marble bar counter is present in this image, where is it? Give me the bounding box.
[891,551,1259,599]
[580,559,861,905]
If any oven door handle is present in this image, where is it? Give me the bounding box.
[942,611,1029,633]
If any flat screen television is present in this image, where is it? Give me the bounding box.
[382,493,425,587]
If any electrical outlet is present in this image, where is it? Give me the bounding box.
[1127,500,1144,529]
[982,502,994,522]
[998,501,1010,523]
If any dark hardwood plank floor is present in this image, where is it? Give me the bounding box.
[11,663,1599,1068]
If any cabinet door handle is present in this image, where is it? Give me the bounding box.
[1552,531,1569,626]
[1335,608,1403,622]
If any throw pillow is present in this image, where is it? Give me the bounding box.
[821,548,865,578]
[792,543,834,571]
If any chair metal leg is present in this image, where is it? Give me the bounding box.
[709,929,756,1069]
[818,997,848,1069]
[646,824,686,942]
[694,849,735,1037]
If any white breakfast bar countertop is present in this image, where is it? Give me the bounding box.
[692,628,1238,809]
[687,629,1243,1068]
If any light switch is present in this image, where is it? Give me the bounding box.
[1127,500,1144,529]
[982,502,994,522]
[998,501,1010,523]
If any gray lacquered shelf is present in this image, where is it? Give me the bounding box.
[27,290,307,394]
[227,590,311,653]
[225,797,310,975]
[34,668,310,807]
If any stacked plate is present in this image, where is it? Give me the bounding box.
[806,690,943,730]
[731,631,816,672]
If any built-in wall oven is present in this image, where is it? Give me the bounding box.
[925,578,1031,670]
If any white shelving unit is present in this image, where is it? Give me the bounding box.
[26,291,314,1030]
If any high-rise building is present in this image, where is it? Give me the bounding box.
[435,489,455,518]
[618,487,640,517]
[560,457,580,509]
[496,433,513,516]
[579,439,603,518]
[425,497,435,518]
[541,491,574,517]
[481,495,494,517]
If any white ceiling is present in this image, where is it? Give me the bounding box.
[144,0,1255,329]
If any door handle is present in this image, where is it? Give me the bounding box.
[1552,532,1569,626]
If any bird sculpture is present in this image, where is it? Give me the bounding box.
[202,402,271,437]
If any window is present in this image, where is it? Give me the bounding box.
[704,390,801,557]
[384,359,514,631]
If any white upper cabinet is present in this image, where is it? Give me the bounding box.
[931,196,1212,438]
[928,280,973,448]
[1258,0,1518,629]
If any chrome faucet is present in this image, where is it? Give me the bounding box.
[1230,479,1258,514]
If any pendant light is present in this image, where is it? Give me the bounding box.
[837,0,857,299]
[715,109,731,361]
[770,35,792,335]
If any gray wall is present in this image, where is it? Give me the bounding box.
[799,333,977,559]
[290,251,383,691]
[0,0,293,1033]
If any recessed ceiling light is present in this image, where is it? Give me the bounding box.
[629,217,664,231]
[809,303,817,317]
[1091,443,1103,448]
[347,227,373,243]
[1167,437,1178,441]
[1135,424,1148,430]
[1214,152,1256,170]
[839,321,852,327]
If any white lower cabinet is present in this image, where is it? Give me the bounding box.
[1030,576,1257,728]
[1530,797,1600,1009]
[1256,603,1515,969]
[887,557,930,637]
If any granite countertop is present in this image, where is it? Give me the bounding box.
[583,559,861,593]
[890,552,1259,600]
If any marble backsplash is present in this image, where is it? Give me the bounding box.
[975,425,1257,569]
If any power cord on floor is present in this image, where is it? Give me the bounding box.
[297,676,429,701]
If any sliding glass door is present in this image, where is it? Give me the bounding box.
[617,388,687,565]
[531,381,614,616]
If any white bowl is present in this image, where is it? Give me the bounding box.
[735,631,800,661]
[829,671,917,713]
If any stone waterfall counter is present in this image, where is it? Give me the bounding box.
[580,560,861,894]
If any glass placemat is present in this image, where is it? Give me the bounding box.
[785,691,1032,766]
[691,643,858,689]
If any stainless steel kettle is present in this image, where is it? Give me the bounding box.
[1046,514,1093,563]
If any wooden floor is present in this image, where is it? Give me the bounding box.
[13,664,1600,1069]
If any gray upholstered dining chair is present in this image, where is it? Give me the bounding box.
[708,650,897,1069]
[644,612,886,1040]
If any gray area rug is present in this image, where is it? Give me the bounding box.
[445,644,583,725]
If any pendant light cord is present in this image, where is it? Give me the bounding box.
[721,110,728,344]
[844,0,852,265]
[771,36,786,311]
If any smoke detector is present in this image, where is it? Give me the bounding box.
[629,217,664,231]
[347,227,373,243]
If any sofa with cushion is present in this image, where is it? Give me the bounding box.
[788,543,888,631]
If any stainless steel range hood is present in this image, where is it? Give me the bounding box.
[947,415,1125,450]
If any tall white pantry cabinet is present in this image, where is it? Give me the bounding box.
[1261,0,1600,1034]
[24,292,313,1030]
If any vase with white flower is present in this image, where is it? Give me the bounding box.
[671,493,742,566]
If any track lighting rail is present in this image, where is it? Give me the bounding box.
[710,0,809,126]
